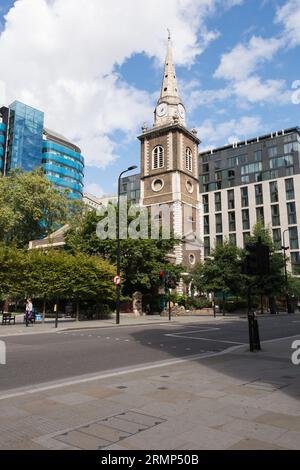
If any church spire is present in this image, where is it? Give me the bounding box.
[155,31,186,127]
[158,31,181,104]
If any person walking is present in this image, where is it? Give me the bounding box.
[25,298,33,327]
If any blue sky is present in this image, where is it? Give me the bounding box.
[0,0,299,197]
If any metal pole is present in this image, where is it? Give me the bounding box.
[116,173,121,325]
[168,288,171,321]
[282,229,292,314]
[247,286,254,352]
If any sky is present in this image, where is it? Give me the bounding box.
[0,0,299,197]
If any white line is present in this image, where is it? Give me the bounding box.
[165,334,244,345]
[0,345,243,401]
[165,328,220,335]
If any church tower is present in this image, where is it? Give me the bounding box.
[138,34,202,272]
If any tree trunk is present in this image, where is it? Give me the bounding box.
[76,301,80,321]
[260,295,264,315]
[222,292,225,316]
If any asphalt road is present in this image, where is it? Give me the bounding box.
[1,315,300,392]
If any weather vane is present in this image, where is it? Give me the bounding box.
[167,28,171,41]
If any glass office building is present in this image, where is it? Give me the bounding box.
[0,101,84,199]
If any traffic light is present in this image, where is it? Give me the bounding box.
[159,271,165,285]
[243,241,270,276]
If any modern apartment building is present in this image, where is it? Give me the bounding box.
[120,173,141,204]
[199,127,300,274]
[0,101,84,199]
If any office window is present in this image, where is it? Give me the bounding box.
[270,181,278,203]
[241,162,262,175]
[287,202,297,225]
[270,155,293,169]
[241,187,249,208]
[255,173,262,182]
[215,192,221,212]
[215,213,223,234]
[202,163,209,173]
[229,233,236,246]
[254,150,262,162]
[204,237,210,258]
[228,211,236,232]
[202,174,210,184]
[273,229,282,250]
[215,171,222,181]
[216,235,223,246]
[268,147,278,158]
[243,232,250,248]
[228,169,235,178]
[285,178,295,200]
[202,155,209,163]
[202,195,209,214]
[284,142,300,153]
[255,184,263,205]
[256,207,264,225]
[204,215,210,235]
[289,227,299,250]
[214,160,221,170]
[227,189,235,210]
[242,209,250,230]
[291,252,300,275]
[271,205,280,226]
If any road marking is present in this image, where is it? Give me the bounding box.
[165,333,245,345]
[0,344,243,401]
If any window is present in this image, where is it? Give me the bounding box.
[242,209,250,230]
[215,192,221,212]
[229,233,236,246]
[202,195,209,214]
[228,169,235,178]
[271,205,280,226]
[202,174,210,184]
[215,213,222,234]
[243,232,250,248]
[285,178,295,200]
[270,181,278,203]
[255,184,263,205]
[216,235,223,246]
[204,215,210,235]
[289,227,299,250]
[227,190,235,210]
[215,171,222,181]
[227,154,247,167]
[284,142,300,153]
[241,187,248,208]
[256,207,264,225]
[291,252,300,275]
[241,175,250,184]
[228,211,236,232]
[214,160,221,170]
[287,202,297,225]
[270,155,293,169]
[268,147,278,158]
[185,147,193,172]
[254,150,262,162]
[152,146,164,169]
[202,163,209,173]
[204,237,210,257]
[273,229,281,250]
[241,162,262,175]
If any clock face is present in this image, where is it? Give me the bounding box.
[157,103,167,117]
[178,104,185,119]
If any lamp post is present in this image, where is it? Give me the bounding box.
[282,229,292,314]
[116,165,138,325]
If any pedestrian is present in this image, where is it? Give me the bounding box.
[25,298,33,326]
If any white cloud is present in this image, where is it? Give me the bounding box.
[197,116,263,149]
[232,76,290,104]
[215,36,282,81]
[276,0,300,47]
[0,0,228,169]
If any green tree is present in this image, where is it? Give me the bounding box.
[65,207,181,297]
[0,244,29,302]
[0,170,82,247]
[192,241,243,313]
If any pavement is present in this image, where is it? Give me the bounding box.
[0,314,300,450]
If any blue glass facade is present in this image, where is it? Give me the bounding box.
[0,101,84,199]
[7,101,44,172]
[42,135,84,200]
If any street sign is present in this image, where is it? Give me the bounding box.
[113,275,121,285]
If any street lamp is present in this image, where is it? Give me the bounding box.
[116,165,138,325]
[282,229,293,314]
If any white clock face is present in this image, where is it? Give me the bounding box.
[178,104,185,119]
[157,103,167,117]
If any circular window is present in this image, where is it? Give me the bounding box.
[189,254,196,265]
[186,180,194,193]
[152,178,164,192]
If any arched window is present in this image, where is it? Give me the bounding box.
[152,146,164,169]
[185,147,193,172]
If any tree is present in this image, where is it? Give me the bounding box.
[0,244,29,302]
[65,207,181,297]
[0,170,82,247]
[192,242,243,314]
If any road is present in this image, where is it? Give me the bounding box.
[1,315,300,392]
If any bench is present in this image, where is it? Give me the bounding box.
[1,313,16,325]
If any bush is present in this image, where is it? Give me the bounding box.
[187,297,212,310]
[223,299,248,313]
